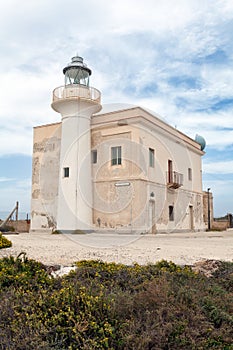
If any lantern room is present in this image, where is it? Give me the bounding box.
[63,55,92,86]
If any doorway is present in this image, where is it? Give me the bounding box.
[189,205,194,230]
[168,160,173,183]
[149,200,156,234]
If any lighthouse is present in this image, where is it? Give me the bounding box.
[31,54,206,234]
[51,55,102,232]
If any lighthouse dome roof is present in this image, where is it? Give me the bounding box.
[195,134,206,151]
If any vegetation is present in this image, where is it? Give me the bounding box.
[0,232,12,249]
[214,214,232,221]
[51,229,62,234]
[51,229,86,235]
[0,224,15,232]
[0,256,232,349]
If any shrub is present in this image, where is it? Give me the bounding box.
[0,258,232,349]
[0,232,12,249]
[51,229,62,234]
[0,225,15,232]
[0,253,52,289]
[72,229,86,234]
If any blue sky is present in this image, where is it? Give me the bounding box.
[0,0,233,217]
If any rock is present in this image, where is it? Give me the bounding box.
[192,260,222,277]
[50,265,77,277]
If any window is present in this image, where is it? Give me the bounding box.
[92,150,97,164]
[188,168,192,181]
[149,148,155,167]
[169,205,174,221]
[111,146,122,166]
[63,167,69,178]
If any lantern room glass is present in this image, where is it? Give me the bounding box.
[65,67,90,86]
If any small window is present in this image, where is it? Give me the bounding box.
[63,167,69,178]
[92,150,97,164]
[188,168,192,181]
[169,205,174,221]
[111,146,122,166]
[149,148,154,167]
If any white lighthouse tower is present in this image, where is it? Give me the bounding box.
[51,55,102,232]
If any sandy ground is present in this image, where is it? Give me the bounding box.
[1,230,233,267]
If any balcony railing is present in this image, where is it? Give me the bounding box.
[167,171,183,189]
[52,84,101,104]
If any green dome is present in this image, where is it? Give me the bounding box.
[195,134,206,151]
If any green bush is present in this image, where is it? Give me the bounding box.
[0,232,12,249]
[51,229,62,234]
[0,257,232,349]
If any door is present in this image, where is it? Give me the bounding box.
[168,160,173,183]
[189,205,194,230]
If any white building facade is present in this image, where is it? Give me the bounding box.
[30,56,206,233]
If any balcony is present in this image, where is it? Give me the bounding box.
[167,171,183,189]
[52,84,101,104]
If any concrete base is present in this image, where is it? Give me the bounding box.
[30,228,52,234]
[57,229,94,234]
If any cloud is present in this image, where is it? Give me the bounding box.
[202,177,233,216]
[0,178,31,212]
[0,177,15,182]
[0,0,233,215]
[203,160,233,174]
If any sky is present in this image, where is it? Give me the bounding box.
[0,0,233,217]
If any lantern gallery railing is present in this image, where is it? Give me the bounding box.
[52,84,101,103]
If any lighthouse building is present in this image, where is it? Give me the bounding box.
[31,55,206,233]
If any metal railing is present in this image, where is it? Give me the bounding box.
[167,171,183,188]
[52,84,101,103]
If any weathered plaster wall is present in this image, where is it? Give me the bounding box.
[31,107,205,233]
[31,122,61,231]
[92,127,150,232]
[91,111,205,232]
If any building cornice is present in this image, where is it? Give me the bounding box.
[92,106,204,156]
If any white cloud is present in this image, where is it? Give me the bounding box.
[0,127,33,155]
[0,177,15,182]
[0,0,232,215]
[203,160,233,174]
[202,177,233,216]
[0,178,31,212]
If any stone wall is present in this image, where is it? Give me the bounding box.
[211,220,229,231]
[31,122,61,230]
[0,220,30,233]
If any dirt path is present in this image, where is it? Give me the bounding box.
[1,230,232,266]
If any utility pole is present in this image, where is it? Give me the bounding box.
[207,188,211,230]
[16,201,19,222]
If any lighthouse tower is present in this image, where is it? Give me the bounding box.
[51,55,102,232]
